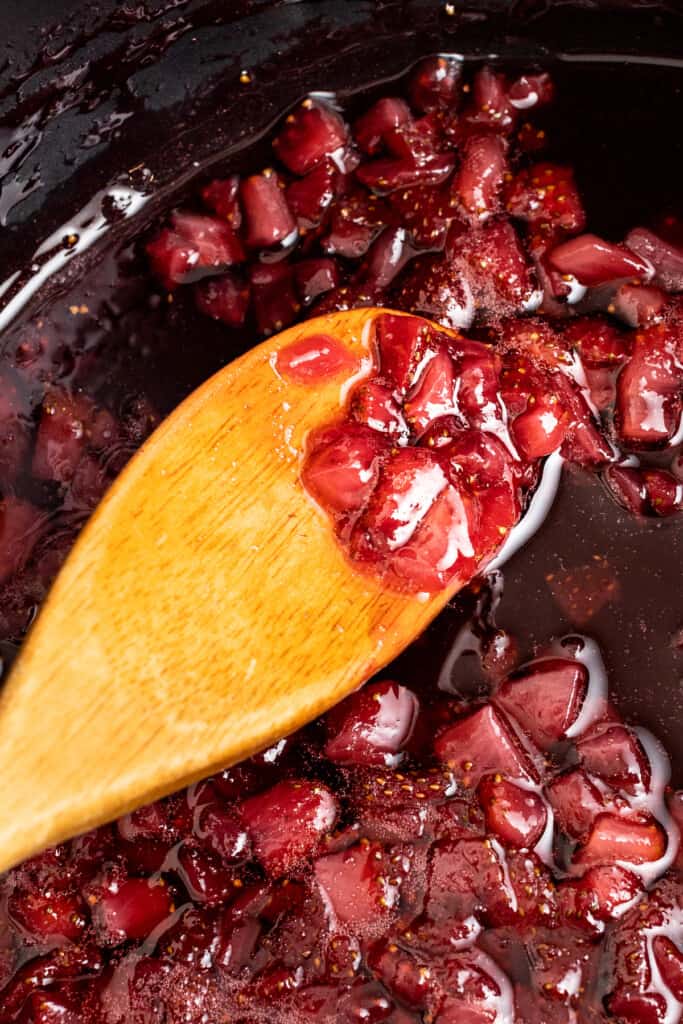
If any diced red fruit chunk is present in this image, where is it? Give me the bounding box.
[239,779,337,876]
[504,163,585,233]
[91,877,174,943]
[653,935,683,1001]
[426,837,514,922]
[477,775,547,848]
[546,769,607,841]
[147,211,244,289]
[575,813,667,867]
[9,888,86,940]
[604,465,649,515]
[507,72,555,110]
[273,98,347,175]
[302,423,387,514]
[248,262,299,335]
[626,227,683,292]
[389,182,456,249]
[465,66,516,134]
[642,468,683,516]
[286,161,339,228]
[322,189,391,258]
[404,346,457,436]
[392,253,474,331]
[451,217,539,312]
[383,113,442,162]
[359,446,449,552]
[356,153,455,194]
[176,842,237,905]
[195,803,251,863]
[276,333,357,384]
[615,323,682,447]
[241,171,297,248]
[311,281,386,317]
[32,390,98,484]
[374,313,433,394]
[200,175,242,227]
[117,799,172,842]
[0,498,43,585]
[434,704,537,786]
[314,842,401,928]
[409,55,462,112]
[453,133,507,222]
[351,379,408,440]
[324,680,419,766]
[563,316,630,366]
[194,272,250,327]
[294,257,339,304]
[511,396,568,459]
[577,724,651,795]
[558,865,642,933]
[548,233,651,286]
[363,226,414,288]
[495,658,588,750]
[354,97,412,155]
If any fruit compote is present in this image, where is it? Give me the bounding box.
[0,56,681,1024]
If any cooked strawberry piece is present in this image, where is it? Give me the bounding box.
[653,935,683,1002]
[356,153,455,194]
[239,779,337,876]
[526,927,602,1009]
[577,723,651,795]
[273,98,347,175]
[248,262,299,335]
[90,876,174,943]
[0,946,103,1021]
[25,985,97,1024]
[626,227,683,292]
[201,175,242,228]
[9,887,87,940]
[546,769,609,841]
[504,849,558,926]
[507,72,555,110]
[558,865,642,934]
[314,842,403,928]
[511,396,568,459]
[383,113,443,162]
[194,272,250,327]
[464,66,516,134]
[387,481,478,591]
[241,170,297,248]
[575,813,667,868]
[441,429,516,490]
[147,211,245,290]
[435,704,537,786]
[322,188,391,257]
[404,346,458,436]
[563,315,630,366]
[409,55,462,112]
[451,217,539,313]
[293,257,339,305]
[616,322,682,447]
[194,803,251,863]
[176,842,237,905]
[311,281,386,317]
[426,837,515,922]
[554,373,614,465]
[368,939,434,1010]
[359,447,449,552]
[454,134,507,222]
[389,182,457,250]
[363,226,414,287]
[604,465,649,515]
[354,97,412,155]
[351,379,408,440]
[375,312,434,393]
[117,799,174,842]
[324,680,419,766]
[548,233,651,286]
[495,658,588,750]
[32,389,99,483]
[392,252,474,330]
[0,498,43,585]
[285,161,339,228]
[477,776,547,849]
[642,467,683,515]
[302,423,387,514]
[613,282,668,327]
[505,163,585,233]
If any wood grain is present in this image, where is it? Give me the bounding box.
[0,308,465,873]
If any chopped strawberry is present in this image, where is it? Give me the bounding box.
[554,373,614,465]
[146,212,245,289]
[477,775,547,848]
[389,182,457,249]
[314,842,404,928]
[285,161,339,229]
[504,849,558,926]
[577,724,651,796]
[392,252,474,330]
[441,429,517,491]
[612,282,667,327]
[273,98,347,175]
[383,114,443,162]
[452,348,505,428]
[504,163,585,233]
[453,133,507,222]
[375,312,435,393]
[356,153,455,194]
[615,322,682,447]
[463,66,516,135]
[9,887,87,941]
[626,227,683,292]
[563,315,630,366]
[548,233,651,286]
[302,423,388,514]
[90,876,174,944]
[507,72,555,110]
[426,837,515,922]
[0,365,32,488]
[294,257,340,304]
[241,170,297,248]
[653,935,683,1002]
[495,658,588,750]
[351,379,409,440]
[363,226,415,288]
[511,395,568,459]
[546,769,609,841]
[200,175,242,228]
[239,779,338,876]
[175,842,237,905]
[604,465,649,516]
[434,704,538,786]
[409,55,463,112]
[358,447,449,552]
[450,217,539,314]
[194,272,250,327]
[194,803,251,864]
[575,813,667,868]
[0,498,43,585]
[310,281,386,317]
[558,865,642,935]
[248,262,299,335]
[353,97,412,154]
[322,188,391,257]
[526,927,602,1009]
[404,346,458,437]
[324,680,420,766]
[642,467,683,516]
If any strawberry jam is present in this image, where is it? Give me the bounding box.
[0,55,681,1024]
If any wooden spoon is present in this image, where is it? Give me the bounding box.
[0,307,471,873]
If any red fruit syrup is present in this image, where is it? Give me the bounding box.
[0,57,680,1024]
